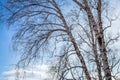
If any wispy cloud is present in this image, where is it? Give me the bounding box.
[2,64,51,80]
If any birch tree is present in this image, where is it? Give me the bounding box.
[6,0,120,80]
[7,0,91,80]
[72,0,112,80]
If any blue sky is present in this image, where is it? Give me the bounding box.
[0,23,13,79]
[0,0,15,79]
[0,23,11,70]
[0,0,120,80]
[0,1,51,79]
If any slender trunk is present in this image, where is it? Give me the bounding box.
[73,0,102,79]
[93,43,102,80]
[52,0,91,80]
[73,0,112,79]
[90,17,102,80]
[68,30,91,80]
[97,28,112,80]
[97,0,112,80]
[84,0,112,79]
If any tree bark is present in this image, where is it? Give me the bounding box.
[97,0,112,80]
[52,0,91,80]
[83,0,112,80]
[73,0,112,80]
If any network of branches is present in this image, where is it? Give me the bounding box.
[5,0,120,80]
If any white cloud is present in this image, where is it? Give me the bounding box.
[2,64,50,80]
[2,69,16,76]
[34,64,50,71]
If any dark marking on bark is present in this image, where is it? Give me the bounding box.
[98,36,102,46]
